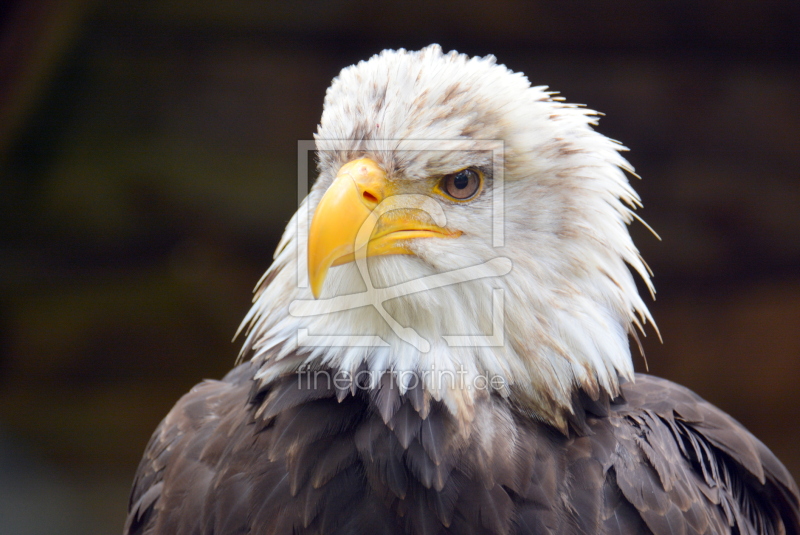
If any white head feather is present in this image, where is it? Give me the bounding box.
[238,45,655,429]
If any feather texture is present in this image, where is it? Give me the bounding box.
[125,365,800,535]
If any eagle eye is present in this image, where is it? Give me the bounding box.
[439,168,482,201]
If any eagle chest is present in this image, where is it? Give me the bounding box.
[195,368,647,534]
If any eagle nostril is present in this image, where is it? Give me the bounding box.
[362,191,379,204]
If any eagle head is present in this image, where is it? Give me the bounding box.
[239,45,655,429]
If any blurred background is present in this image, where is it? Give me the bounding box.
[1,1,799,533]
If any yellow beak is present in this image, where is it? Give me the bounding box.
[308,158,459,298]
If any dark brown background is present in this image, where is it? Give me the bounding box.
[1,1,799,533]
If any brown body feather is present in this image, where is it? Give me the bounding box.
[124,361,799,535]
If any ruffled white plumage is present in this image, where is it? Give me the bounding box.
[238,44,655,428]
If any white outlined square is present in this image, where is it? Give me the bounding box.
[291,139,508,350]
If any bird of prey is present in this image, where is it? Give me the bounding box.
[124,45,800,535]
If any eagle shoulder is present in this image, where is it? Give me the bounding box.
[601,373,800,535]
[124,362,258,535]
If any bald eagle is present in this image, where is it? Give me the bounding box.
[124,45,799,535]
